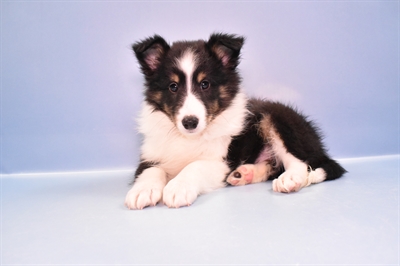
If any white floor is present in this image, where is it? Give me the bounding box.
[1,155,399,265]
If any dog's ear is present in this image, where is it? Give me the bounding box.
[133,35,170,76]
[207,33,245,69]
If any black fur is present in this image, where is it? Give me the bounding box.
[226,98,346,181]
[226,111,265,170]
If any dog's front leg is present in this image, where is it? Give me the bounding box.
[163,160,229,208]
[125,167,167,210]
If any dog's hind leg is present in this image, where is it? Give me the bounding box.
[226,162,277,186]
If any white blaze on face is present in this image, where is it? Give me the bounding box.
[176,50,207,136]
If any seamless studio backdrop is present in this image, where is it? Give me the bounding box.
[1,2,398,174]
[1,1,399,265]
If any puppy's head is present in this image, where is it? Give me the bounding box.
[133,33,244,137]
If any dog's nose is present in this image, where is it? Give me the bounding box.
[182,116,199,130]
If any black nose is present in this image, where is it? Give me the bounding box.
[182,116,199,130]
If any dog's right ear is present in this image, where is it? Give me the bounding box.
[133,35,170,76]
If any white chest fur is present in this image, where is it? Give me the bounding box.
[137,92,248,178]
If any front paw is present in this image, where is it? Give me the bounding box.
[163,179,198,208]
[125,187,163,210]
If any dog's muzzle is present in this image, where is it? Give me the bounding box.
[182,115,199,130]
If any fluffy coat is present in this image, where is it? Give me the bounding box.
[125,33,346,209]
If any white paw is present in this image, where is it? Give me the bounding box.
[163,179,198,208]
[125,185,163,210]
[125,167,167,210]
[273,170,307,193]
[308,168,326,184]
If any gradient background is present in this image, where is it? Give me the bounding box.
[1,1,398,174]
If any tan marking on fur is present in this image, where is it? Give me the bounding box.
[258,114,283,166]
[151,91,162,103]
[170,74,180,83]
[163,103,173,118]
[197,72,207,83]
[207,101,220,122]
[259,114,276,141]
[219,85,230,100]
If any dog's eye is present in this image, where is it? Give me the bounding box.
[169,82,178,93]
[200,80,210,90]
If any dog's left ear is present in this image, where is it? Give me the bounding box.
[207,33,245,69]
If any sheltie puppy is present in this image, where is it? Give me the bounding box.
[125,33,346,210]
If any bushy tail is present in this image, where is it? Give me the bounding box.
[318,157,347,181]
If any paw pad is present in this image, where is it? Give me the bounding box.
[226,165,254,186]
[233,171,242,178]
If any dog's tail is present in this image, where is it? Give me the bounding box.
[314,156,347,181]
